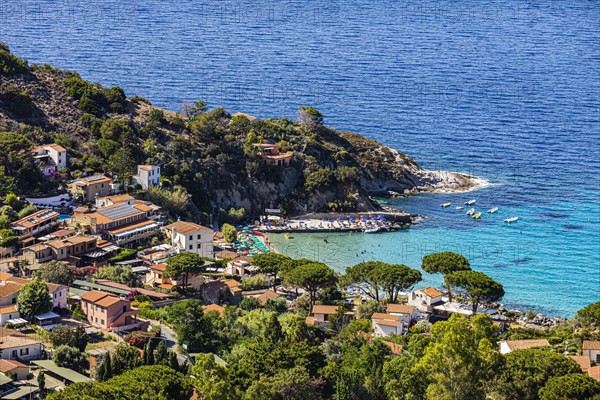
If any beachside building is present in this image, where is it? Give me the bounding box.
[225,255,258,276]
[10,209,59,243]
[162,221,213,258]
[80,290,146,332]
[583,341,600,364]
[253,143,294,167]
[371,312,406,337]
[499,339,551,354]
[408,287,445,313]
[72,201,160,245]
[32,144,67,177]
[0,329,43,361]
[68,175,113,203]
[386,304,419,325]
[133,165,161,190]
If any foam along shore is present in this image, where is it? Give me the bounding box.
[410,169,491,194]
[254,212,412,233]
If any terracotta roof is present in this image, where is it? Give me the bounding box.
[95,295,124,308]
[503,339,550,351]
[231,255,252,263]
[0,282,23,298]
[382,340,403,355]
[0,332,42,349]
[150,263,167,272]
[165,220,212,234]
[377,319,402,327]
[223,279,241,288]
[0,305,18,314]
[22,244,49,253]
[46,235,96,249]
[203,303,225,316]
[583,340,600,351]
[49,229,76,238]
[83,202,150,225]
[44,143,66,152]
[0,272,13,280]
[305,316,315,325]
[387,304,416,314]
[80,290,110,303]
[77,175,112,185]
[589,366,600,382]
[312,305,343,315]
[47,282,67,293]
[12,209,58,229]
[215,250,238,260]
[569,355,591,372]
[0,359,28,372]
[102,194,134,204]
[138,165,157,171]
[255,290,281,306]
[420,287,444,298]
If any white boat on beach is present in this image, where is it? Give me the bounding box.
[440,202,452,207]
[465,199,477,205]
[455,206,464,210]
[504,217,519,223]
[466,208,475,216]
[487,207,499,213]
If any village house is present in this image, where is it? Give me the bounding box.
[0,359,30,380]
[307,305,352,327]
[408,287,445,313]
[47,282,68,309]
[244,289,282,307]
[253,143,294,167]
[95,194,135,208]
[22,236,97,265]
[583,340,600,364]
[0,305,19,326]
[203,303,226,317]
[386,304,419,326]
[163,221,214,258]
[10,209,59,243]
[200,280,242,305]
[80,290,146,332]
[31,144,67,177]
[499,339,551,354]
[133,165,161,190]
[72,201,160,245]
[0,329,43,361]
[371,312,405,337]
[225,255,259,276]
[68,175,113,203]
[0,281,21,307]
[145,262,205,291]
[0,274,68,312]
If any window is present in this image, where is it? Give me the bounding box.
[197,234,201,240]
[20,348,29,356]
[597,354,600,363]
[12,298,16,304]
[189,245,193,250]
[95,317,98,322]
[189,235,193,240]
[101,319,105,325]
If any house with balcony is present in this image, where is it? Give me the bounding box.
[371,312,406,337]
[32,144,67,177]
[10,209,59,244]
[80,290,147,332]
[22,236,97,265]
[68,175,113,203]
[407,287,445,313]
[95,194,135,208]
[133,165,160,190]
[386,304,419,326]
[163,220,213,258]
[253,143,294,167]
[306,305,353,327]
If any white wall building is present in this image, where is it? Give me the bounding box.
[582,341,600,363]
[134,165,161,190]
[371,313,405,336]
[163,221,214,258]
[0,332,43,361]
[386,304,419,325]
[0,305,19,327]
[32,144,67,176]
[408,287,445,313]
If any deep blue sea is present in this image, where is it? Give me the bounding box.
[2,0,599,316]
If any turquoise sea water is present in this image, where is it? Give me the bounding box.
[1,0,599,315]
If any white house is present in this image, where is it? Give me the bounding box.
[499,339,550,354]
[226,256,259,276]
[386,304,419,325]
[32,144,67,177]
[0,305,19,326]
[408,287,445,313]
[0,329,43,361]
[583,341,600,364]
[163,221,214,258]
[371,312,405,337]
[134,165,160,190]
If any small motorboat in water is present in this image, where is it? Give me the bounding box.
[504,217,519,223]
[487,207,499,213]
[472,212,482,219]
[440,202,452,207]
[465,199,477,205]
[455,206,464,210]
[364,227,381,234]
[466,208,475,216]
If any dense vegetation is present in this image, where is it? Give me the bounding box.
[0,42,440,221]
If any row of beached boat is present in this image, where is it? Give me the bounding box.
[440,200,519,223]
